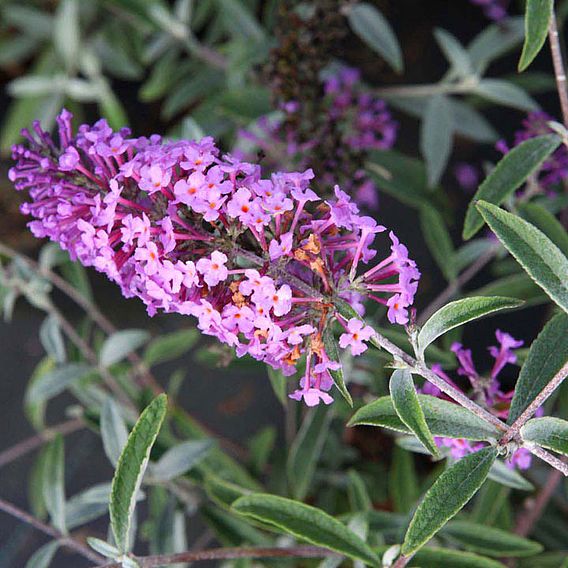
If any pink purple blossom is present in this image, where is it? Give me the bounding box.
[10,110,419,407]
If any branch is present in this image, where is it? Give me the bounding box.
[0,418,83,470]
[94,546,335,567]
[0,497,104,565]
[549,9,568,128]
[525,444,568,477]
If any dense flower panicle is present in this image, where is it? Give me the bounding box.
[10,110,419,406]
[422,330,532,470]
[497,111,568,192]
[237,66,397,208]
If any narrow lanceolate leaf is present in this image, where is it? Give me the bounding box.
[100,397,129,467]
[473,79,538,111]
[463,134,561,239]
[110,394,168,553]
[421,94,453,188]
[488,460,533,491]
[233,494,380,566]
[476,202,568,313]
[323,328,352,406]
[518,0,553,71]
[347,3,403,73]
[143,328,198,366]
[417,297,522,355]
[349,395,500,441]
[434,28,472,76]
[25,363,92,405]
[150,439,214,481]
[347,470,373,512]
[402,447,498,555]
[287,405,333,500]
[43,435,66,534]
[442,520,543,557]
[420,205,457,281]
[380,546,506,567]
[266,366,287,407]
[518,201,568,257]
[390,369,439,456]
[24,541,60,568]
[509,313,568,424]
[100,329,150,367]
[521,417,568,455]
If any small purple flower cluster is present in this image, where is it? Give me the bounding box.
[423,330,532,470]
[470,0,510,21]
[10,110,419,407]
[238,66,397,208]
[497,111,568,193]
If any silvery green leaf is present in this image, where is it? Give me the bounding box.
[509,313,568,424]
[7,75,63,97]
[420,205,457,281]
[53,0,80,70]
[101,397,129,467]
[473,79,538,112]
[434,28,472,76]
[149,3,188,40]
[25,363,93,405]
[39,315,66,364]
[100,329,150,367]
[143,328,199,367]
[402,447,497,555]
[43,435,66,534]
[65,483,112,529]
[521,417,568,455]
[25,357,55,430]
[323,327,352,406]
[87,537,119,558]
[180,117,205,141]
[463,134,560,239]
[421,94,453,187]
[287,405,333,500]
[417,296,523,355]
[488,459,533,490]
[347,3,403,73]
[2,6,54,39]
[455,239,496,272]
[519,0,553,71]
[218,0,265,42]
[266,366,287,407]
[476,202,568,313]
[65,78,99,102]
[150,440,214,482]
[110,394,168,553]
[347,470,372,512]
[390,369,439,457]
[24,541,59,568]
[518,201,568,257]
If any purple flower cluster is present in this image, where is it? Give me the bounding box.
[9,110,419,407]
[470,0,509,21]
[422,330,532,470]
[497,111,568,193]
[238,66,397,208]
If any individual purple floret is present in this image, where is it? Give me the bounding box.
[470,0,510,21]
[9,110,420,407]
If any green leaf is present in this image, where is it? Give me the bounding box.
[390,446,419,514]
[233,494,380,566]
[150,440,214,481]
[323,327,352,406]
[421,94,453,187]
[463,135,561,239]
[39,315,66,364]
[205,474,252,510]
[287,405,333,500]
[509,313,568,423]
[100,329,150,367]
[434,28,472,76]
[65,483,113,529]
[266,366,287,407]
[143,328,198,366]
[518,202,568,258]
[488,460,534,491]
[390,369,439,456]
[377,545,509,567]
[521,417,568,455]
[519,0,553,71]
[110,394,168,553]
[442,520,543,557]
[24,541,60,568]
[347,3,403,73]
[470,273,547,306]
[349,395,500,441]
[43,435,66,534]
[420,205,456,281]
[347,470,372,512]
[402,447,498,555]
[101,397,129,467]
[218,0,265,42]
[53,0,80,71]
[87,537,120,559]
[473,79,538,111]
[476,202,568,313]
[25,363,93,406]
[418,296,523,355]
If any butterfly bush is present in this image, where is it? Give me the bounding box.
[9,110,419,407]
[238,66,397,208]
[422,330,533,470]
